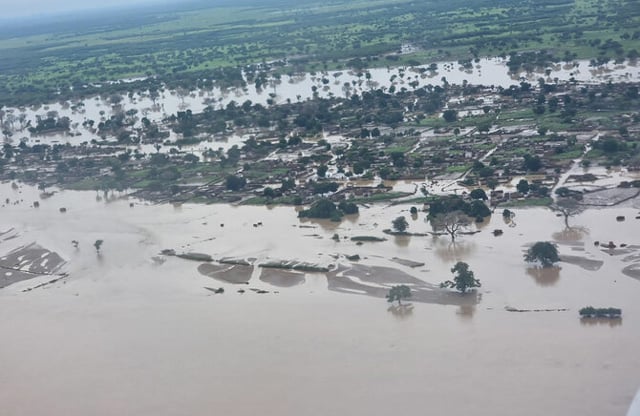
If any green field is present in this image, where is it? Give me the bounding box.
[0,0,639,106]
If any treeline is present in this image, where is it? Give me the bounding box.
[1,0,639,107]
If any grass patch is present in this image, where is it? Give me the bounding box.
[501,197,552,208]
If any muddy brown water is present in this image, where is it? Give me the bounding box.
[1,182,640,415]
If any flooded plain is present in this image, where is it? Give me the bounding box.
[3,58,638,152]
[1,181,640,415]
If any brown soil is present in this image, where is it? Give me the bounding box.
[259,268,305,287]
[197,263,253,284]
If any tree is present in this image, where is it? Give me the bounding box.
[523,154,542,171]
[552,197,583,228]
[440,261,481,293]
[225,175,247,191]
[338,201,359,215]
[392,216,409,233]
[442,109,457,122]
[317,165,328,177]
[524,241,560,267]
[298,198,342,221]
[386,285,411,305]
[469,188,488,200]
[430,211,472,242]
[516,179,530,194]
[94,239,104,253]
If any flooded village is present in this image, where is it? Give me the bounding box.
[2,50,640,416]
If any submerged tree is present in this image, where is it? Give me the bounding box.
[551,197,583,228]
[440,261,481,293]
[386,285,411,305]
[524,241,560,267]
[94,239,104,254]
[392,216,409,233]
[430,211,472,242]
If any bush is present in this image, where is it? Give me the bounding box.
[226,175,247,191]
[298,198,340,219]
[338,201,359,215]
[524,241,560,267]
[579,307,622,318]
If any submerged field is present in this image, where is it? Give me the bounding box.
[1,181,640,415]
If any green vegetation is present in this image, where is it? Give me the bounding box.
[392,216,409,233]
[430,211,473,242]
[524,242,560,267]
[94,239,104,253]
[440,261,481,294]
[1,0,639,106]
[386,284,411,305]
[501,197,553,208]
[579,306,622,318]
[428,196,491,221]
[351,236,386,242]
[298,198,358,221]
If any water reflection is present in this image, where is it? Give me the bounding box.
[393,235,411,247]
[474,215,492,230]
[502,212,517,227]
[526,266,561,287]
[298,217,341,231]
[387,303,414,319]
[456,304,476,321]
[580,317,623,328]
[433,239,477,263]
[553,226,589,242]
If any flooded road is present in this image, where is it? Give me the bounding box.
[1,182,640,415]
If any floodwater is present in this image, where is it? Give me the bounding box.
[3,58,638,150]
[1,181,640,415]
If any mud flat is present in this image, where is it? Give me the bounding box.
[259,268,305,287]
[0,243,65,288]
[390,257,425,268]
[622,264,640,280]
[259,260,330,273]
[197,263,253,284]
[581,188,640,206]
[561,255,604,271]
[328,263,479,306]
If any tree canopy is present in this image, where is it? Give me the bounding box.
[386,285,411,305]
[428,195,490,221]
[440,261,481,293]
[298,198,358,221]
[225,174,247,191]
[469,188,488,200]
[430,211,472,242]
[392,216,409,233]
[524,241,560,267]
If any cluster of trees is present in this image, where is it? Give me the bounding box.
[28,115,70,134]
[426,195,490,241]
[428,195,491,221]
[297,198,358,221]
